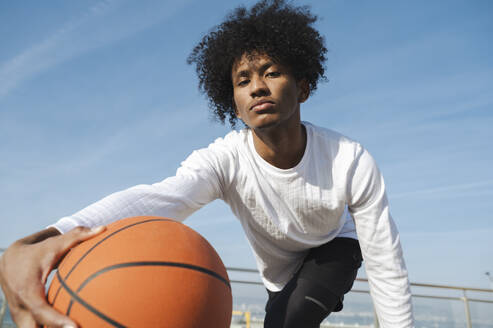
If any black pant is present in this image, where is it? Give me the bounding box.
[264,238,362,328]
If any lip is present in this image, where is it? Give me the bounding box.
[250,100,275,111]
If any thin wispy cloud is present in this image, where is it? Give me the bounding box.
[0,102,207,186]
[48,103,209,172]
[390,179,493,199]
[0,0,118,98]
[0,0,189,99]
[1,0,492,290]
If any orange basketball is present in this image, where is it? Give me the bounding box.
[47,216,232,328]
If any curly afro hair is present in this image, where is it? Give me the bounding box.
[187,0,327,127]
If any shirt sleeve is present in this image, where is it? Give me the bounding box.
[50,147,225,234]
[347,145,414,327]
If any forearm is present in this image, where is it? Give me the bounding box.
[348,148,414,326]
[52,175,220,233]
[51,183,195,233]
[352,205,413,327]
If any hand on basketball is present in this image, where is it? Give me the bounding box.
[0,225,106,328]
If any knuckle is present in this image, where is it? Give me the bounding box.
[16,285,42,306]
[69,226,94,241]
[31,308,50,325]
[30,303,51,321]
[30,304,43,317]
[71,226,88,234]
[44,248,57,261]
[15,286,29,299]
[41,249,59,269]
[16,289,36,309]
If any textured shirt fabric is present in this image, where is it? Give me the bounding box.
[51,122,414,326]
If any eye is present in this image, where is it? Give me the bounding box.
[237,79,250,87]
[266,71,281,78]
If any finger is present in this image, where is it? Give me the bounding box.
[30,301,78,328]
[41,226,106,278]
[64,225,106,247]
[3,285,34,326]
[10,306,38,328]
[16,280,77,328]
[50,226,106,255]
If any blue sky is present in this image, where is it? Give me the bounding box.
[0,0,492,291]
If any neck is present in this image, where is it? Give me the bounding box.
[251,119,307,169]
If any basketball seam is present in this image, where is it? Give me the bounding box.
[62,261,231,327]
[56,270,126,328]
[50,218,174,305]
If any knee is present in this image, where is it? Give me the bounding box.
[283,288,340,328]
[264,290,331,328]
[264,279,343,328]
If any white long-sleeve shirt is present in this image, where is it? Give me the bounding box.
[51,122,414,327]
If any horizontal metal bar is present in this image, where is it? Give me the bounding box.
[227,267,493,294]
[348,289,370,294]
[468,298,493,304]
[229,279,493,304]
[412,294,463,301]
[230,279,264,286]
[412,294,493,304]
[356,277,493,293]
[410,282,493,293]
[227,267,259,273]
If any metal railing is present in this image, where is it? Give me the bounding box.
[0,301,6,328]
[227,267,493,327]
[1,258,492,327]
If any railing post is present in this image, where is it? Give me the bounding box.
[245,311,251,328]
[373,307,379,328]
[227,267,493,328]
[232,310,251,328]
[0,297,6,328]
[462,289,472,328]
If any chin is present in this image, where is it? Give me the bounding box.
[247,114,282,129]
[251,119,280,130]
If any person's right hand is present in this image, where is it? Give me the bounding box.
[0,225,105,328]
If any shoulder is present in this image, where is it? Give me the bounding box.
[304,121,365,160]
[214,128,248,147]
[181,129,247,171]
[203,128,247,157]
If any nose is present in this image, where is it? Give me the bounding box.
[250,75,270,98]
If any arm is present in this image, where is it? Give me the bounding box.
[51,148,224,233]
[0,226,105,328]
[347,147,414,327]
[1,144,227,327]
[1,139,230,327]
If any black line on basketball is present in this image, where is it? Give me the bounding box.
[65,261,231,316]
[56,270,126,328]
[51,218,174,305]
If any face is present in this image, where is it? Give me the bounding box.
[231,53,308,131]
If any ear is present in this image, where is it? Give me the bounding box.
[297,79,310,103]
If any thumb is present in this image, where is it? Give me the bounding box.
[57,226,106,253]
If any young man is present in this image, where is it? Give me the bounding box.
[0,0,414,327]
